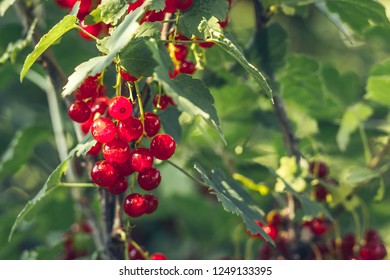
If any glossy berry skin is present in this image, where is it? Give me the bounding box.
[174,44,188,61]
[90,160,118,187]
[89,96,109,115]
[129,148,154,172]
[120,69,138,82]
[106,176,128,195]
[87,141,102,156]
[75,76,99,101]
[153,95,170,110]
[150,253,167,260]
[138,168,161,191]
[68,101,91,123]
[117,117,143,142]
[309,161,329,178]
[143,194,158,214]
[123,193,147,218]
[108,96,133,121]
[102,139,131,164]
[144,112,161,137]
[180,59,196,75]
[91,117,117,143]
[115,160,134,177]
[310,218,327,236]
[150,134,176,160]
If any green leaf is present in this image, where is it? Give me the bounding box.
[8,159,69,242]
[344,166,380,185]
[374,178,385,202]
[62,1,151,97]
[88,0,128,25]
[0,0,16,16]
[0,125,52,182]
[336,102,373,151]
[147,39,224,143]
[119,38,157,77]
[366,59,390,107]
[8,138,95,242]
[20,15,78,81]
[135,22,162,38]
[0,18,37,65]
[199,17,273,101]
[178,0,228,38]
[326,0,389,34]
[194,164,274,245]
[159,106,182,144]
[150,0,165,11]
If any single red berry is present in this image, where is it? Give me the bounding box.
[77,0,93,20]
[68,100,91,123]
[102,139,131,164]
[117,117,143,142]
[169,68,180,79]
[313,183,328,201]
[310,218,327,236]
[75,76,99,101]
[107,176,128,195]
[115,160,134,177]
[164,0,178,13]
[144,112,161,137]
[87,141,102,156]
[80,114,94,134]
[150,253,167,260]
[123,193,147,217]
[198,41,215,48]
[150,134,176,160]
[153,95,170,110]
[143,194,158,214]
[174,44,188,61]
[309,161,329,178]
[89,96,109,115]
[129,148,154,172]
[79,21,103,40]
[90,160,119,187]
[265,210,282,226]
[138,168,161,191]
[176,0,193,10]
[180,59,196,74]
[365,229,381,243]
[120,69,138,82]
[263,224,278,241]
[91,117,117,143]
[360,241,387,260]
[108,96,133,121]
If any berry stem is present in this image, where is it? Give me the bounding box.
[115,67,122,97]
[134,81,145,146]
[129,240,149,260]
[160,39,207,44]
[59,182,96,188]
[74,24,99,41]
[358,124,372,165]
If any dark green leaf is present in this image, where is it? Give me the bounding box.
[344,166,380,185]
[135,22,163,38]
[99,0,128,25]
[8,159,69,242]
[119,38,157,77]
[194,164,274,244]
[0,0,16,16]
[366,59,390,107]
[147,39,224,143]
[178,0,228,38]
[199,17,273,101]
[20,15,78,81]
[150,0,165,11]
[326,0,388,34]
[159,106,182,143]
[0,125,52,182]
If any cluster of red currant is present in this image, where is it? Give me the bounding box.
[63,221,92,260]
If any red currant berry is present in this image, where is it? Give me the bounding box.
[120,69,138,82]
[129,148,154,172]
[150,253,167,260]
[341,233,356,259]
[309,161,329,178]
[77,0,93,20]
[164,0,178,13]
[313,183,328,201]
[128,244,146,260]
[91,117,117,143]
[55,0,76,9]
[180,59,196,74]
[310,218,327,236]
[198,41,215,48]
[108,96,133,121]
[153,95,170,110]
[174,44,188,61]
[79,21,103,40]
[263,224,278,241]
[150,134,176,160]
[80,114,94,134]
[117,116,143,142]
[107,176,128,195]
[90,96,109,115]
[90,160,119,187]
[68,100,91,123]
[265,210,282,227]
[138,168,161,191]
[140,10,165,23]
[365,229,381,243]
[143,194,159,214]
[360,241,387,260]
[176,0,193,10]
[102,139,131,164]
[87,141,102,156]
[127,0,145,13]
[219,16,229,29]
[75,76,99,101]
[144,112,161,137]
[115,160,134,177]
[123,193,147,218]
[169,68,180,79]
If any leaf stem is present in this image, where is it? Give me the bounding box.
[59,182,96,188]
[135,81,145,146]
[359,125,372,165]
